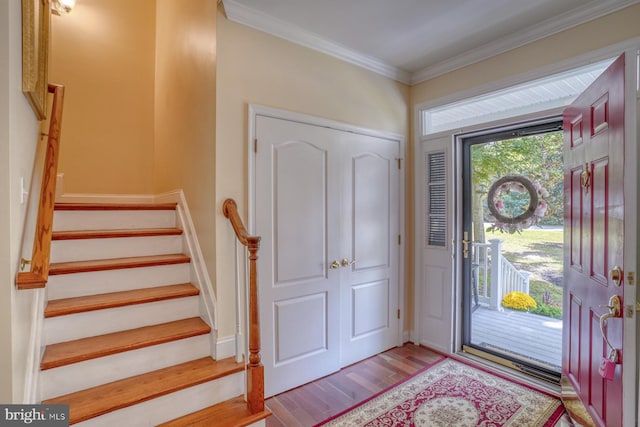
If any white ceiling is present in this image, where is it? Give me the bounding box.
[222,0,639,84]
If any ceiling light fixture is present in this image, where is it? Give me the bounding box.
[51,0,76,16]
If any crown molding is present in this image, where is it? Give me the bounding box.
[410,0,640,84]
[222,0,411,84]
[222,0,639,86]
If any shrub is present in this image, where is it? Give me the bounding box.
[502,291,537,311]
[529,297,562,319]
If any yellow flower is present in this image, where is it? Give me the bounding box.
[502,291,537,311]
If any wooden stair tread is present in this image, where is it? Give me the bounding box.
[42,357,244,425]
[52,228,183,240]
[55,202,177,211]
[45,283,200,318]
[41,317,210,370]
[49,253,190,275]
[158,395,271,427]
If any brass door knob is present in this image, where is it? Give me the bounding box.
[341,259,356,267]
[329,260,340,269]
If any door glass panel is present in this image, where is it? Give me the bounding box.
[462,123,564,377]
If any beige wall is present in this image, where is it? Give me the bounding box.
[412,4,640,106]
[154,0,217,299]
[215,9,410,339]
[50,0,156,194]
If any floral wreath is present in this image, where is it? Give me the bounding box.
[486,175,548,234]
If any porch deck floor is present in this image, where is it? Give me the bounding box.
[471,306,562,370]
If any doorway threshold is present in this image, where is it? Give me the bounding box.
[457,347,561,396]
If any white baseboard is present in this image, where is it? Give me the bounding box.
[419,338,451,355]
[23,288,45,403]
[216,335,238,360]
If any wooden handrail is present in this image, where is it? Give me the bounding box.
[16,84,65,290]
[222,198,264,413]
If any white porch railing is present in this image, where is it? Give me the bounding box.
[472,238,531,310]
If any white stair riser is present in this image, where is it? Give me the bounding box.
[46,264,191,299]
[44,297,201,345]
[74,372,244,427]
[53,210,176,232]
[50,235,184,263]
[40,335,211,400]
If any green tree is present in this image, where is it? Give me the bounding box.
[470,132,563,243]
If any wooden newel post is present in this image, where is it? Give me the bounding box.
[222,198,265,414]
[246,236,264,413]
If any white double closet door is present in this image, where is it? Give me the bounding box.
[254,114,401,397]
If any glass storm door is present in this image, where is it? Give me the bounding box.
[461,122,564,381]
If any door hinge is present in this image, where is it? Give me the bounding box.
[397,309,401,319]
[398,234,401,245]
[627,271,635,286]
[462,231,470,259]
[397,158,402,169]
[254,138,258,153]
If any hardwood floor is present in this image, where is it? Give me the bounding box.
[264,344,443,427]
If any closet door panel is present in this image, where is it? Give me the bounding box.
[339,132,400,367]
[255,116,340,397]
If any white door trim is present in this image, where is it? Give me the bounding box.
[248,104,406,347]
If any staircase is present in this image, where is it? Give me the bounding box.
[39,201,269,426]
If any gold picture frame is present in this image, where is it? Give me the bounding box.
[22,0,50,121]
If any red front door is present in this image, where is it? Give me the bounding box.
[563,54,625,426]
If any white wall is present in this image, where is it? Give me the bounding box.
[1,0,45,403]
[0,0,12,404]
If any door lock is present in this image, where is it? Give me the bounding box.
[610,266,623,286]
[341,259,356,267]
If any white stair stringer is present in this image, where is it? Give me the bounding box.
[157,190,218,357]
[39,334,211,400]
[46,263,191,300]
[44,296,200,345]
[73,371,245,427]
[50,235,184,263]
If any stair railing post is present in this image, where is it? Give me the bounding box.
[521,271,531,295]
[489,238,503,310]
[246,236,264,413]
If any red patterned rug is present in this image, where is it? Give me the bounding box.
[317,358,564,426]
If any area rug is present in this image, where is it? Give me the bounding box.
[317,358,564,426]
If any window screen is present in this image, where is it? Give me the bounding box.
[426,151,446,247]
